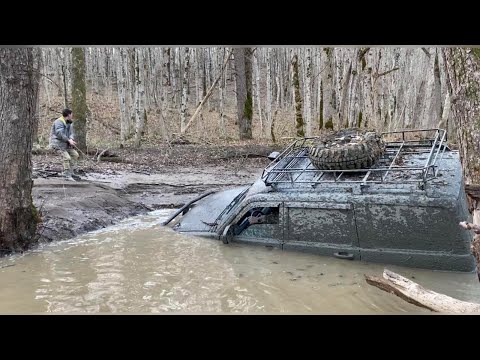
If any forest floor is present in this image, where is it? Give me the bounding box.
[31,142,280,244]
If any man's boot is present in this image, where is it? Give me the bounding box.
[72,167,83,180]
[63,169,76,181]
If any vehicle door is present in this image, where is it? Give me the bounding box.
[283,201,360,260]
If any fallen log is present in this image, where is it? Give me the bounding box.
[85,149,118,158]
[98,156,124,163]
[365,269,480,313]
[32,148,56,155]
[97,148,110,162]
[34,170,60,178]
[218,153,270,160]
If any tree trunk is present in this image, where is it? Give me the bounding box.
[205,48,212,111]
[275,53,281,109]
[143,48,154,109]
[127,48,136,134]
[219,48,226,137]
[253,50,263,137]
[62,65,68,107]
[160,48,170,142]
[71,47,88,153]
[165,48,171,86]
[41,51,52,109]
[321,48,335,129]
[234,48,253,140]
[338,62,352,129]
[115,48,129,147]
[291,52,304,137]
[134,48,145,148]
[426,49,442,129]
[266,48,273,140]
[276,49,283,109]
[304,48,313,136]
[442,48,480,184]
[180,47,190,133]
[56,48,69,106]
[271,109,278,143]
[443,48,480,277]
[152,48,161,107]
[195,48,201,106]
[0,48,41,252]
[171,48,178,106]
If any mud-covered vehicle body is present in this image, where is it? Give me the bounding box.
[165,129,475,272]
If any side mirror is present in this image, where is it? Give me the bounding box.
[220,225,234,244]
[267,151,280,161]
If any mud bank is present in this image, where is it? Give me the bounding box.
[32,160,269,244]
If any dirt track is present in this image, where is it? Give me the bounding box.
[32,144,277,244]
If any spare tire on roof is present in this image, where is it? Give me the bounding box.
[308,128,386,170]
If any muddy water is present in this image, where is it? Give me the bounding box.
[1,210,479,314]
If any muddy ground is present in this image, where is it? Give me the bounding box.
[32,143,280,244]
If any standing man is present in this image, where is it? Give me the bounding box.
[49,108,80,181]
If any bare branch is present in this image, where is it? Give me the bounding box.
[459,221,480,234]
[374,67,400,79]
[97,149,110,162]
[358,47,370,61]
[181,49,233,135]
[421,48,431,58]
[29,69,63,90]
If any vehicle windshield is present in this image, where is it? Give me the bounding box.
[212,186,250,228]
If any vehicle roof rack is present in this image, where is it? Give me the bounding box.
[261,128,450,190]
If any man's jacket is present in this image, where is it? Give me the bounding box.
[49,117,75,151]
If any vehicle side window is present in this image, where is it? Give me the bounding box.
[233,206,279,236]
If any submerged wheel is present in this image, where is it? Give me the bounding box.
[308,129,386,170]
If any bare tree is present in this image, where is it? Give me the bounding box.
[0,48,41,251]
[71,47,88,152]
[205,48,212,111]
[304,48,313,136]
[266,48,272,139]
[275,49,282,109]
[180,47,190,133]
[133,48,146,148]
[171,48,178,106]
[160,47,170,142]
[115,48,129,147]
[194,48,202,106]
[234,48,253,140]
[218,48,227,137]
[338,62,352,129]
[253,49,263,136]
[291,52,304,137]
[321,48,335,129]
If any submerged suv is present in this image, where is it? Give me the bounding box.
[164,128,475,272]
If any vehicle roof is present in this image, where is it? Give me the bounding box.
[258,128,462,199]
